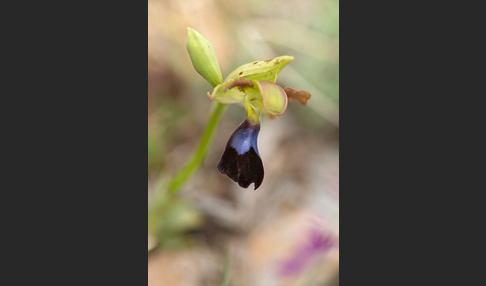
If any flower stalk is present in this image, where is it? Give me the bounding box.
[166,27,227,195]
[168,101,227,194]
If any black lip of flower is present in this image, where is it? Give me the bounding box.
[217,119,264,190]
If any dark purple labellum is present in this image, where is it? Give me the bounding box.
[217,119,264,190]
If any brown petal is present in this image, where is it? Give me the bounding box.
[284,87,311,106]
[223,78,254,92]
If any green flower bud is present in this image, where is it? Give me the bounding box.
[186,27,224,87]
[225,56,294,83]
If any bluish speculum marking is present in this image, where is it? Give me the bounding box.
[229,125,260,156]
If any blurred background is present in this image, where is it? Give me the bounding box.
[148,0,338,285]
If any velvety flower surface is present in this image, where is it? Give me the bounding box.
[217,119,264,190]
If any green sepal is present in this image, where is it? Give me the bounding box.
[225,56,294,83]
[208,78,252,104]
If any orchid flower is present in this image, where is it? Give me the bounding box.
[187,27,311,190]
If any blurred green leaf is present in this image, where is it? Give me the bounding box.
[148,188,203,249]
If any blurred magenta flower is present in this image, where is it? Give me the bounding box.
[278,228,335,277]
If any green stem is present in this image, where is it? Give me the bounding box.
[148,100,227,240]
[221,248,233,286]
[167,101,227,194]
